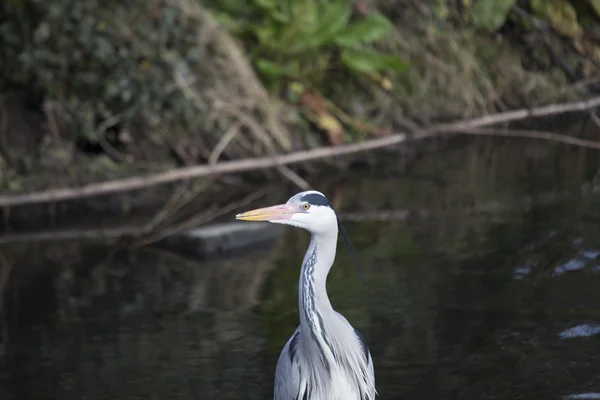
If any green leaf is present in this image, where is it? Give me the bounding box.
[292,0,319,32]
[529,0,551,15]
[550,1,582,38]
[212,12,241,32]
[298,1,352,50]
[341,47,407,73]
[254,0,277,10]
[591,0,600,17]
[275,0,320,53]
[256,59,299,78]
[265,9,291,24]
[335,12,394,47]
[254,24,278,46]
[468,0,516,32]
[255,0,290,25]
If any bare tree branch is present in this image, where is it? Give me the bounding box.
[0,189,268,246]
[454,127,600,150]
[277,165,311,190]
[130,187,268,247]
[1,96,600,207]
[2,182,600,245]
[141,180,210,232]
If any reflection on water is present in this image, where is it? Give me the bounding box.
[559,325,600,339]
[1,136,600,399]
[563,394,600,400]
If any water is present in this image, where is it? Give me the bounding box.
[1,136,600,399]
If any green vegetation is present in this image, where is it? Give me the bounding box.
[467,0,600,75]
[1,0,600,194]
[2,0,202,146]
[468,0,517,31]
[210,0,406,89]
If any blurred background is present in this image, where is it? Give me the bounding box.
[1,0,600,399]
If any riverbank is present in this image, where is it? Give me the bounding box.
[2,0,600,203]
[1,116,599,248]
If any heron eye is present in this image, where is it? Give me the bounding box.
[301,203,310,211]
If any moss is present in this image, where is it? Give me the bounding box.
[3,0,201,142]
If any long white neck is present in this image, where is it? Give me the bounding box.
[298,229,338,360]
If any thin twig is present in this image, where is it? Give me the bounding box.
[277,166,311,190]
[0,188,268,245]
[454,127,600,150]
[130,187,268,247]
[177,62,303,189]
[590,110,600,130]
[2,96,600,207]
[142,181,195,232]
[96,113,130,163]
[42,101,62,140]
[209,122,241,164]
[220,106,309,189]
[2,182,600,245]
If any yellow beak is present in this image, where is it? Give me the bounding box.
[235,204,297,222]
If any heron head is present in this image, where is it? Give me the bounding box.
[235,190,337,235]
[236,189,367,285]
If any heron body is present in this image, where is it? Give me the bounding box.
[236,190,376,400]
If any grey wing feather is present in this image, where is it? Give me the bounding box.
[274,328,303,400]
[366,350,376,399]
[274,320,376,400]
[337,312,377,399]
[356,327,376,394]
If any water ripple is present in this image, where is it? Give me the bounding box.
[558,324,600,339]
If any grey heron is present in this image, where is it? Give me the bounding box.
[236,190,376,400]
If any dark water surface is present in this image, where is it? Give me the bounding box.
[1,136,600,399]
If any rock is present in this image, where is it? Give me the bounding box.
[154,221,283,260]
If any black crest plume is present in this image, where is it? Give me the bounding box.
[301,192,367,285]
[337,217,367,286]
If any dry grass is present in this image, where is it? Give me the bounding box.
[0,0,589,196]
[2,0,308,194]
[291,1,584,139]
[167,0,297,160]
[348,0,584,127]
[384,27,576,123]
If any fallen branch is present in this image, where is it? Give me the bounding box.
[142,180,210,232]
[2,182,599,245]
[456,127,600,150]
[0,189,268,246]
[2,96,600,207]
[130,187,267,247]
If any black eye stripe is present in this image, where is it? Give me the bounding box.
[300,193,332,208]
